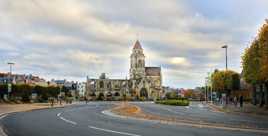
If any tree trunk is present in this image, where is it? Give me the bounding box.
[259,84,264,107]
[252,84,257,105]
[265,82,268,108]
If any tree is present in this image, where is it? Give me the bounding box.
[11,84,34,102]
[242,19,268,107]
[35,85,60,102]
[259,19,268,107]
[0,84,8,100]
[184,89,195,99]
[211,70,240,95]
[232,73,240,90]
[165,91,178,99]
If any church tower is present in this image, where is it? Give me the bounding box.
[130,40,145,79]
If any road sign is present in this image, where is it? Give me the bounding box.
[8,83,12,93]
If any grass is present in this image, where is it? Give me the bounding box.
[155,99,190,106]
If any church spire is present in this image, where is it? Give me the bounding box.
[133,40,142,49]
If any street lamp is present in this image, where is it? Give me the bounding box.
[7,62,15,75]
[7,62,15,99]
[207,72,213,103]
[221,45,228,70]
[221,45,229,106]
[205,77,208,102]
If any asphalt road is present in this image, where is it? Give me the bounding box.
[0,102,267,136]
[134,101,268,129]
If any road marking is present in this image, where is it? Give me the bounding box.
[59,116,77,125]
[57,112,61,117]
[0,126,8,136]
[89,126,141,136]
[0,114,7,120]
[198,104,204,108]
[0,114,8,136]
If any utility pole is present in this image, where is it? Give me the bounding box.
[7,62,15,99]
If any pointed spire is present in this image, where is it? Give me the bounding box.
[133,40,142,49]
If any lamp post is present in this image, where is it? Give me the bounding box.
[7,62,15,99]
[207,72,213,103]
[221,45,228,70]
[205,76,209,102]
[221,45,229,106]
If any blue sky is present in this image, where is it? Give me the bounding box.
[0,0,268,88]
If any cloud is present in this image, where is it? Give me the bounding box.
[170,57,191,67]
[0,0,267,88]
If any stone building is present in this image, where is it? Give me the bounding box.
[86,40,162,100]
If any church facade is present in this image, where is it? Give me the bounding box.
[86,40,162,100]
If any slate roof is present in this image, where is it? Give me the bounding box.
[133,40,142,49]
[145,67,161,76]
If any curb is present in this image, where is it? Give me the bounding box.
[103,107,268,134]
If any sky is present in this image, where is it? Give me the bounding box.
[0,0,268,88]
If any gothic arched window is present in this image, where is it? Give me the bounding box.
[107,82,111,88]
[100,81,104,88]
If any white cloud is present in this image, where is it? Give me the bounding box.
[170,57,191,67]
[0,0,267,88]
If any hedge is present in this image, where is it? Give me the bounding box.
[0,84,60,102]
[155,99,190,106]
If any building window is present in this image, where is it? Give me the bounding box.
[100,81,104,88]
[107,82,111,88]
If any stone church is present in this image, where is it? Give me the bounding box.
[86,40,162,100]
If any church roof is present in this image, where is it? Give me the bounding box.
[133,40,142,49]
[145,67,161,76]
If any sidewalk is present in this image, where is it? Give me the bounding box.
[208,102,268,116]
[0,102,71,116]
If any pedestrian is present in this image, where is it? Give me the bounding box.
[233,96,237,107]
[85,97,88,104]
[239,95,243,108]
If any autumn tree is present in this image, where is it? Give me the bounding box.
[184,89,196,99]
[259,19,268,107]
[242,40,262,105]
[242,19,268,107]
[211,70,240,96]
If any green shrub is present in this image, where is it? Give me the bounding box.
[155,99,190,106]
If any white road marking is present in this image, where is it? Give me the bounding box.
[89,126,141,136]
[198,104,204,108]
[0,114,8,136]
[59,116,77,125]
[57,112,77,125]
[57,112,61,117]
[0,126,8,136]
[0,114,7,120]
